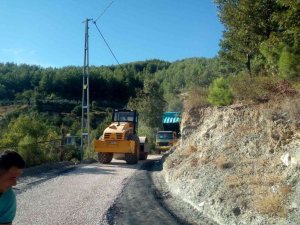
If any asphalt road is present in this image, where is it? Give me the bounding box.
[104,158,217,225]
[14,157,154,225]
[14,155,216,225]
[105,159,182,225]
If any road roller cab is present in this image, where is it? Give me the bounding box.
[94,109,148,164]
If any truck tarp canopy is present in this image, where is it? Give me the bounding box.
[162,112,181,124]
[162,112,181,134]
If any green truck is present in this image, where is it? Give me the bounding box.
[156,112,181,153]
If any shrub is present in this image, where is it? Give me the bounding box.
[208,77,233,106]
[64,145,81,161]
[190,158,198,167]
[187,145,198,154]
[164,157,175,169]
[229,74,281,102]
[18,136,45,166]
[252,192,287,217]
[184,87,210,109]
[214,155,233,169]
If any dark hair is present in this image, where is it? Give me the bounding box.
[0,150,26,170]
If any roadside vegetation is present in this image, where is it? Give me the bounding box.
[164,1,299,223]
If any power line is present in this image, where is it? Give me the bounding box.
[92,1,129,73]
[92,21,125,71]
[94,1,114,23]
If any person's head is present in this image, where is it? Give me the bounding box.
[0,150,25,192]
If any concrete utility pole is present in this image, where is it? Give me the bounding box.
[81,18,92,162]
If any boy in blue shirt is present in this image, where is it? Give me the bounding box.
[0,151,25,225]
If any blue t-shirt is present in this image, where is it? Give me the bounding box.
[0,188,16,224]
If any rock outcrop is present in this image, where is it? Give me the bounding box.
[163,96,300,225]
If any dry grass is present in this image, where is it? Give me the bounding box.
[190,158,198,167]
[281,97,300,120]
[251,192,288,217]
[225,175,244,188]
[199,155,209,165]
[247,175,263,186]
[265,175,283,186]
[0,105,19,115]
[278,185,292,196]
[164,157,175,169]
[291,81,300,92]
[214,155,233,169]
[184,87,210,110]
[240,159,268,167]
[229,74,282,103]
[225,155,291,217]
[225,174,282,188]
[237,165,254,176]
[187,145,198,154]
[173,169,185,180]
[234,123,261,138]
[225,177,291,217]
[164,154,186,169]
[223,142,237,151]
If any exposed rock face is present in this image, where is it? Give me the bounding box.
[163,97,300,225]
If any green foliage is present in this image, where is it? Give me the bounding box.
[0,84,7,99]
[127,79,166,146]
[0,115,60,166]
[153,57,223,110]
[278,47,299,79]
[214,0,299,77]
[208,77,233,106]
[259,40,285,74]
[128,79,166,129]
[164,92,183,111]
[18,135,43,166]
[215,0,279,68]
[62,145,80,162]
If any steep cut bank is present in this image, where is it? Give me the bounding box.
[163,96,300,225]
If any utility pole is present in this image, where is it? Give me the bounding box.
[81,18,92,162]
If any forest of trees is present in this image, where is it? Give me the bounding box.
[214,0,299,79]
[0,0,298,165]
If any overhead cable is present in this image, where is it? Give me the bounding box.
[94,1,114,23]
[93,21,127,73]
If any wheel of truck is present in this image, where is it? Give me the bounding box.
[125,134,140,164]
[139,152,148,160]
[97,153,113,164]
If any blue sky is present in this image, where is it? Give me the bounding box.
[0,0,223,68]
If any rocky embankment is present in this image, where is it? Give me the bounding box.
[163,96,300,225]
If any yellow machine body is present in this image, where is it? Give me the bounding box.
[93,122,137,154]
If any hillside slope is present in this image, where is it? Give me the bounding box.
[163,96,300,225]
